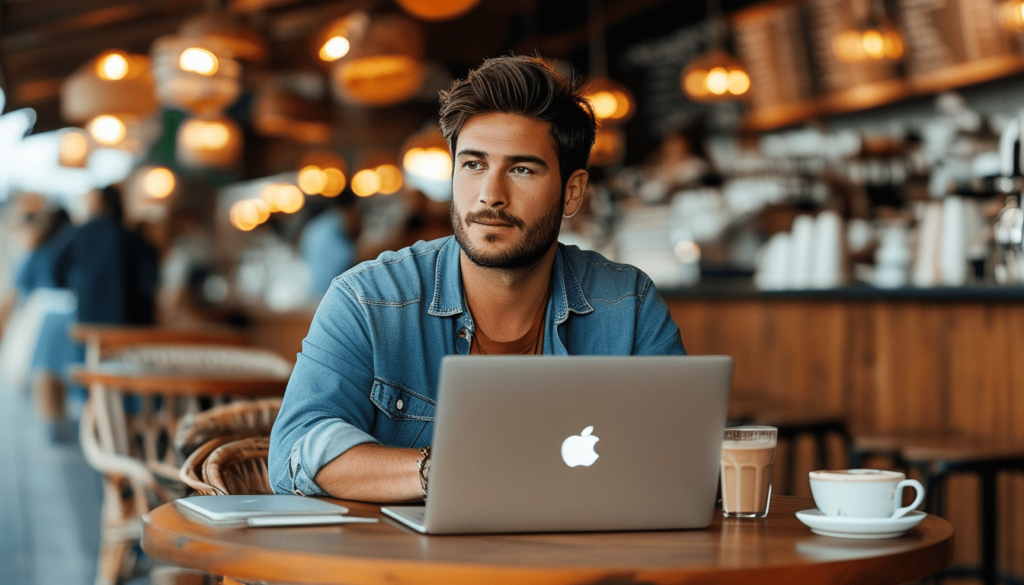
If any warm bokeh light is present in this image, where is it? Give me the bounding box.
[395,0,481,21]
[87,115,126,145]
[230,199,270,231]
[351,169,381,197]
[298,165,329,194]
[833,27,904,62]
[681,53,750,102]
[321,167,347,197]
[319,36,351,62]
[403,147,452,181]
[181,119,231,149]
[179,47,219,75]
[96,52,129,81]
[585,89,633,122]
[375,164,403,195]
[589,91,619,119]
[275,185,305,213]
[998,1,1024,29]
[727,70,751,96]
[260,184,282,212]
[706,68,729,95]
[58,131,89,167]
[683,70,710,98]
[142,167,176,199]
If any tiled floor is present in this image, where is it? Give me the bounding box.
[0,381,102,585]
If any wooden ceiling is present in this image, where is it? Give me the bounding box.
[0,0,692,132]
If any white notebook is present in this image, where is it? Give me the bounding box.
[174,494,377,527]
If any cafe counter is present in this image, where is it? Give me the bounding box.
[662,281,1024,579]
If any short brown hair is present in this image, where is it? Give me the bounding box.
[438,55,597,187]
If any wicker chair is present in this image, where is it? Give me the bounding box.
[176,398,282,495]
[201,436,274,496]
[75,344,291,585]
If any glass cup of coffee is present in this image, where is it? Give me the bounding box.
[720,426,778,518]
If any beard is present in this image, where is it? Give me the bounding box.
[450,195,563,270]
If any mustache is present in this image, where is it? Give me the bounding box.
[464,208,526,230]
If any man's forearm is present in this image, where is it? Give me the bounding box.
[313,443,423,503]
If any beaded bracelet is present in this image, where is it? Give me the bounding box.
[416,446,431,498]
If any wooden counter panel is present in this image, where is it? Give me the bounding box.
[664,296,1024,579]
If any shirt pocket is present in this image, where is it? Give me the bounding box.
[369,379,436,447]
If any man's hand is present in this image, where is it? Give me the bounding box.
[313,443,424,503]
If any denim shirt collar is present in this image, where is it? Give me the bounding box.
[427,236,594,329]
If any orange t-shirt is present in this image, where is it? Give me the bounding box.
[470,295,547,355]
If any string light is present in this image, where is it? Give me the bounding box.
[298,165,329,194]
[351,169,381,197]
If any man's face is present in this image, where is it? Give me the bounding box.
[450,112,565,270]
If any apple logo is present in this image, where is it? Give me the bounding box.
[561,426,600,467]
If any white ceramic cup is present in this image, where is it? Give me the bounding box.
[809,469,926,519]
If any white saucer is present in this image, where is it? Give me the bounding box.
[795,509,927,539]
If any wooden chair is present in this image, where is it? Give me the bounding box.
[898,436,1024,585]
[728,393,851,496]
[73,344,290,585]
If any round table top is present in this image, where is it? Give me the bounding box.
[142,495,953,585]
[71,362,289,396]
[69,323,247,347]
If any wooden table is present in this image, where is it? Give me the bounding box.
[69,323,248,367]
[142,495,953,585]
[72,361,290,397]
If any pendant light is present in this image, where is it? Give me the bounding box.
[61,50,157,124]
[394,0,481,22]
[681,0,750,103]
[178,10,266,61]
[832,0,905,63]
[582,0,633,167]
[319,12,427,107]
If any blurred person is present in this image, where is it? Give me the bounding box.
[0,196,74,395]
[54,184,160,326]
[634,128,711,204]
[270,55,685,503]
[300,191,361,301]
[27,184,160,423]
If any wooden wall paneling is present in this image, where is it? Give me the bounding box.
[845,302,878,436]
[870,303,949,433]
[760,300,847,409]
[665,299,766,396]
[945,304,1014,436]
[1007,306,1024,578]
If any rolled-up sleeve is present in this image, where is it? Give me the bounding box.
[269,279,381,496]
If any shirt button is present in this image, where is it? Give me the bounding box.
[458,331,466,338]
[396,399,404,410]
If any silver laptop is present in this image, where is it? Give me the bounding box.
[381,355,732,534]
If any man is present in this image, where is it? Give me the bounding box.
[269,55,685,503]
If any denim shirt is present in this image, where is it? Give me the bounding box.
[269,236,685,496]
